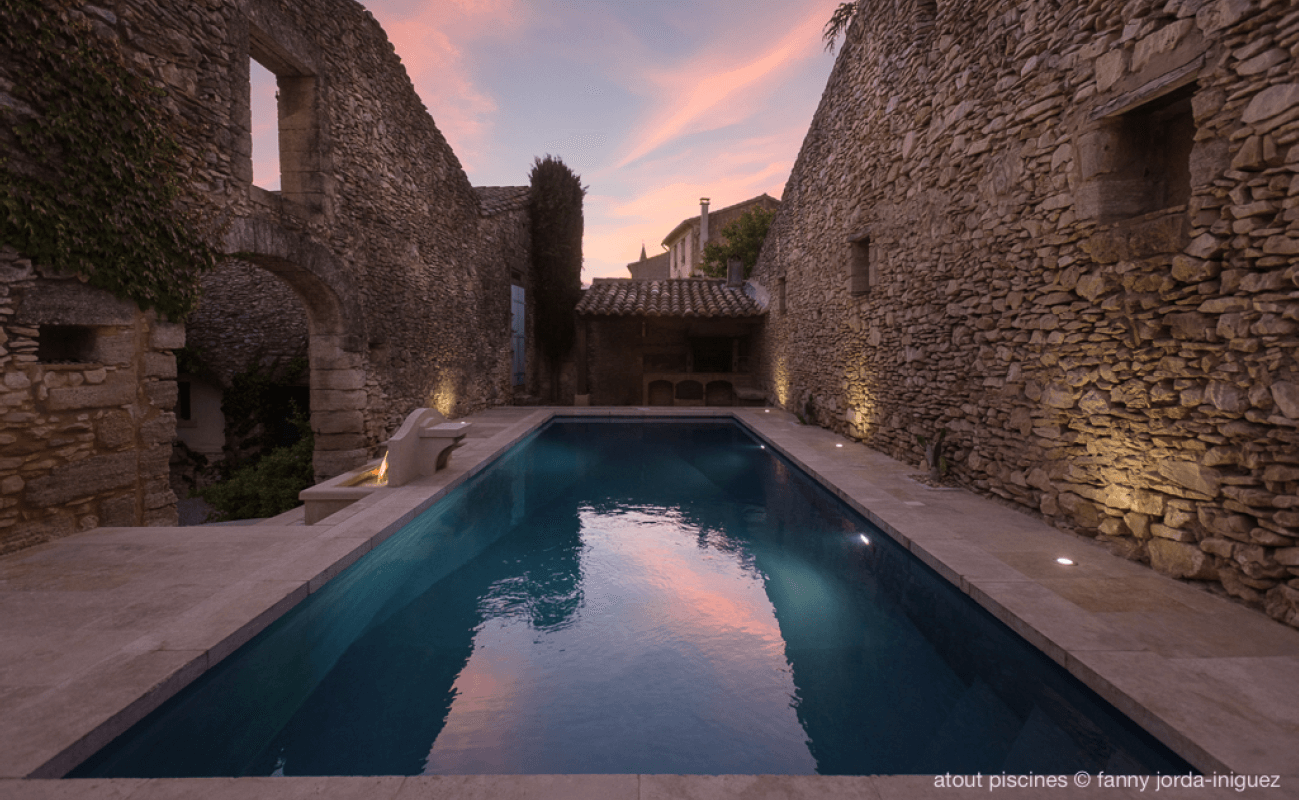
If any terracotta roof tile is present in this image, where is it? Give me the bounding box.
[474,186,530,217]
[577,279,766,318]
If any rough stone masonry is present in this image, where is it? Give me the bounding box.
[753,0,1298,625]
[0,0,537,552]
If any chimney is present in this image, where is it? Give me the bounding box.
[727,257,743,288]
[700,198,710,246]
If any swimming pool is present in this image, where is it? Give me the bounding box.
[71,419,1192,776]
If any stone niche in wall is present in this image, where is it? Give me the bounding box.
[0,274,182,554]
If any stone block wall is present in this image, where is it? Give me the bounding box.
[0,0,543,548]
[476,191,536,399]
[0,255,181,554]
[753,0,1298,624]
[186,260,310,388]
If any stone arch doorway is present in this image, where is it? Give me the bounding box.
[216,217,370,480]
[181,258,311,470]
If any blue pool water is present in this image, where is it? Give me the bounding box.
[72,420,1192,776]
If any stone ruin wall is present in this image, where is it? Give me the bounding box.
[752,0,1298,624]
[223,0,524,450]
[0,0,534,551]
[476,194,540,400]
[0,268,183,554]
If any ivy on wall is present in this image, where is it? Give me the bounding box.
[0,0,216,319]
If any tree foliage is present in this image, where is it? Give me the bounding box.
[700,207,775,279]
[529,155,585,373]
[0,0,216,319]
[823,2,858,53]
[198,413,314,522]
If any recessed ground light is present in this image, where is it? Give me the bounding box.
[764,409,770,413]
[760,445,765,449]
[860,534,871,545]
[836,443,843,448]
[1056,557,1076,566]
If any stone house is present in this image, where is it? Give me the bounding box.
[627,245,671,280]
[575,276,767,406]
[0,0,551,553]
[751,0,1298,624]
[663,194,781,278]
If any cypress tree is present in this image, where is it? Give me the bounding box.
[528,155,585,399]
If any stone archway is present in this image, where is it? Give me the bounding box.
[222,216,370,480]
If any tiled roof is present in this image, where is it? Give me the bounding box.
[474,186,530,217]
[577,279,766,318]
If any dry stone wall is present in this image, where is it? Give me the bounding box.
[753,0,1298,624]
[0,257,183,553]
[0,0,537,550]
[186,260,310,388]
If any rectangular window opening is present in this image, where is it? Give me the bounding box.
[849,235,872,296]
[1112,82,1196,218]
[37,325,96,364]
[249,56,281,191]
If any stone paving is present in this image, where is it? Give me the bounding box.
[0,407,1295,799]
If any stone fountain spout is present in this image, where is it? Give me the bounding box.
[384,408,471,486]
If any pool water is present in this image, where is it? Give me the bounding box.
[72,420,1192,776]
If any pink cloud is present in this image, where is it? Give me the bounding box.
[374,0,527,172]
[613,6,829,169]
[584,125,807,279]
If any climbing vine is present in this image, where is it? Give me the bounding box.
[0,0,216,319]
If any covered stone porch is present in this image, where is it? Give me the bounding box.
[574,278,768,407]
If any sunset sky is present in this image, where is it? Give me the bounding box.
[251,0,842,281]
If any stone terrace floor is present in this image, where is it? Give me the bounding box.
[0,406,1295,799]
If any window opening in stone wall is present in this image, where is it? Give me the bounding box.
[36,325,95,363]
[249,57,281,190]
[849,235,872,296]
[246,27,322,212]
[914,0,938,41]
[778,277,787,313]
[1111,83,1196,218]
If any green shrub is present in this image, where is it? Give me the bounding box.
[0,0,216,319]
[700,207,775,279]
[198,415,313,521]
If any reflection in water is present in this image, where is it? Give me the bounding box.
[423,506,813,774]
[74,421,1191,777]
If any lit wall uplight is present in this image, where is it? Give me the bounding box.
[430,375,458,418]
[1056,557,1076,566]
[773,357,789,408]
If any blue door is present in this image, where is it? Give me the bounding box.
[510,285,525,386]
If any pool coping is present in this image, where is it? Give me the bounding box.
[0,406,1295,793]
